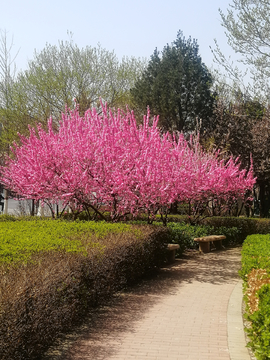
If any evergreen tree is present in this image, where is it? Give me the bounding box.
[131,31,215,132]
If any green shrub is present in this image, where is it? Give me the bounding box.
[167,222,209,254]
[0,214,18,222]
[0,220,169,359]
[163,215,270,244]
[201,217,270,243]
[240,234,270,280]
[136,214,270,246]
[241,234,270,359]
[0,219,140,265]
[246,284,270,360]
[167,222,240,255]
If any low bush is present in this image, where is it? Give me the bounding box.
[0,219,169,360]
[0,214,18,222]
[246,284,270,360]
[165,215,270,245]
[240,234,270,280]
[167,222,241,255]
[241,234,270,359]
[203,217,270,241]
[167,223,208,254]
[0,218,142,265]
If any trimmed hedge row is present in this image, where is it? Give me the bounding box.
[0,217,142,265]
[167,222,241,254]
[165,215,270,249]
[130,215,270,256]
[201,217,270,243]
[240,234,270,279]
[241,234,270,360]
[0,219,169,360]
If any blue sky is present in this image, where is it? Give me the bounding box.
[1,0,235,73]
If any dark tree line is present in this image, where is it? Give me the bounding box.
[204,95,270,217]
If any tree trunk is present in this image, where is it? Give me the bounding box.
[258,180,270,218]
[31,199,35,216]
[170,201,178,214]
[4,188,8,215]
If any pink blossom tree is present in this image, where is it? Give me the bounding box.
[1,103,255,224]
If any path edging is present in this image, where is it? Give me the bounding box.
[227,280,250,360]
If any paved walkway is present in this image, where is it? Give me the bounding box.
[43,247,251,360]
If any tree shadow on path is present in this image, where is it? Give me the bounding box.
[42,246,242,360]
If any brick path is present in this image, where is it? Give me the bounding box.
[43,247,251,360]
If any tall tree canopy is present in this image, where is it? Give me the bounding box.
[131,31,215,132]
[16,39,146,124]
[0,34,146,154]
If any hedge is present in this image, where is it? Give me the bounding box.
[165,215,270,246]
[241,234,270,360]
[167,222,241,255]
[0,219,169,360]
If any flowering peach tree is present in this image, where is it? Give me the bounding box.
[1,103,255,224]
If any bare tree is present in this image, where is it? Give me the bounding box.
[0,29,19,110]
[212,0,270,101]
